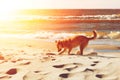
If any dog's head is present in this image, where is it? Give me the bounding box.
[55,40,63,52]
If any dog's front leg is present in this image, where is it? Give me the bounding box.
[58,48,66,55]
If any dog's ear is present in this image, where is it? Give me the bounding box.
[55,40,60,43]
[55,40,58,43]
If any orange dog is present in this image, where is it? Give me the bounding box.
[55,30,97,55]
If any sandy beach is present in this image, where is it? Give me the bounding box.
[0,2,119,79]
[0,37,119,80]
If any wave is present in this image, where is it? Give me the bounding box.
[0,31,84,40]
[0,31,120,46]
[0,30,120,41]
[4,14,120,21]
[1,31,120,40]
[107,31,120,39]
[98,31,120,39]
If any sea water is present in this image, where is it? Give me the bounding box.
[0,9,120,53]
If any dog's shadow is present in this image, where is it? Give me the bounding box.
[85,52,98,56]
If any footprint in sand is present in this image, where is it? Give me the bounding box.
[6,68,17,75]
[83,68,94,72]
[53,64,65,68]
[93,61,99,63]
[90,63,96,66]
[96,74,104,78]
[90,61,99,66]
[59,73,69,78]
[53,63,83,69]
[64,66,78,71]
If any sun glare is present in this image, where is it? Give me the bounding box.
[0,0,18,21]
[0,0,31,32]
[0,0,30,21]
[0,1,17,15]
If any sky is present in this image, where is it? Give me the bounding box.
[0,0,120,10]
[31,0,120,9]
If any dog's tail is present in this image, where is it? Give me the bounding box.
[88,30,97,40]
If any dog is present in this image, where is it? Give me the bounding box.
[55,30,97,55]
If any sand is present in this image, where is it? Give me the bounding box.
[0,38,119,80]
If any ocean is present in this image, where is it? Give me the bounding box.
[1,9,120,32]
[0,9,120,53]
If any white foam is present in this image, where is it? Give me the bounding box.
[107,31,120,39]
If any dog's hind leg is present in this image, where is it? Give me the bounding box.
[79,42,88,55]
[68,48,72,55]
